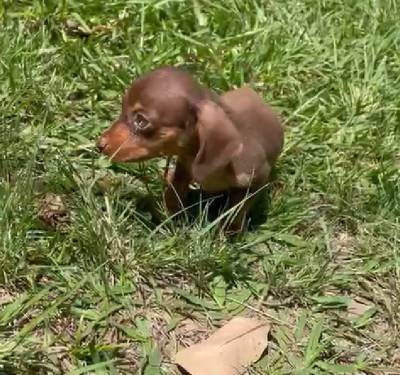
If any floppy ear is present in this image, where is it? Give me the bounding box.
[191,100,242,183]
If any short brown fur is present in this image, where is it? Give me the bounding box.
[97,66,284,233]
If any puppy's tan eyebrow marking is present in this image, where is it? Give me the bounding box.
[130,102,144,112]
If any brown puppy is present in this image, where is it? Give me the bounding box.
[97,66,284,233]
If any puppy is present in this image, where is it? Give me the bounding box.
[97,66,284,233]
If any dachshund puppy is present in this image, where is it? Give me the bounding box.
[97,66,284,233]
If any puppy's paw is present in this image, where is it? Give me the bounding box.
[223,219,246,237]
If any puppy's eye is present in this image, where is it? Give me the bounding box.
[132,113,151,131]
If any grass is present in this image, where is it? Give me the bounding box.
[1,0,400,373]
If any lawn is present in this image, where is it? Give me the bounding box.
[1,0,399,374]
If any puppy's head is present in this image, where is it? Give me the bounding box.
[97,67,206,162]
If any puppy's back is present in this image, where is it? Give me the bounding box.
[221,87,284,164]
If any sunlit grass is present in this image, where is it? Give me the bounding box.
[0,0,399,373]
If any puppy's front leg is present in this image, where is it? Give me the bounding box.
[163,158,191,215]
[225,188,257,235]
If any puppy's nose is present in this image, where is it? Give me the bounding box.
[96,137,108,152]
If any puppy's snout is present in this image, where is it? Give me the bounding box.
[96,136,108,153]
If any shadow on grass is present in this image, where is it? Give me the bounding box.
[136,185,272,233]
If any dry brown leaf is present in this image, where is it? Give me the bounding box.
[347,298,373,317]
[0,288,14,306]
[175,316,270,375]
[38,193,70,231]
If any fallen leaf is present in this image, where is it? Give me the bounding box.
[175,316,270,375]
[347,298,373,317]
[0,288,14,306]
[37,193,70,232]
